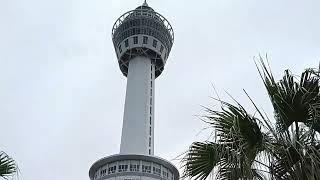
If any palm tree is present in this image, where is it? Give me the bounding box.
[182,58,320,180]
[0,151,17,179]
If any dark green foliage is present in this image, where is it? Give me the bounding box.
[183,101,266,179]
[0,151,17,179]
[182,58,320,180]
[259,61,320,132]
[183,142,220,180]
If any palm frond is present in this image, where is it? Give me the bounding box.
[182,142,220,180]
[0,151,17,179]
[217,167,267,180]
[269,129,320,180]
[203,100,268,179]
[205,101,264,157]
[257,58,320,133]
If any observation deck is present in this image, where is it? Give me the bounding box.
[89,154,179,180]
[112,3,174,78]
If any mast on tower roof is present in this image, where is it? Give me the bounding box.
[143,0,148,6]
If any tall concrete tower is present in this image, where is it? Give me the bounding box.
[89,1,179,180]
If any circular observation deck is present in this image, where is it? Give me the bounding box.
[89,154,180,180]
[112,4,174,78]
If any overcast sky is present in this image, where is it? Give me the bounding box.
[0,0,320,179]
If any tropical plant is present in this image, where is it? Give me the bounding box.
[182,58,320,180]
[0,151,17,179]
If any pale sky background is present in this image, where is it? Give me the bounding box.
[0,0,320,179]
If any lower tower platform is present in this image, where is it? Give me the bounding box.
[89,155,179,180]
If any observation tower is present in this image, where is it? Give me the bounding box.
[89,1,179,180]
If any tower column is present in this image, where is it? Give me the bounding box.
[120,56,155,155]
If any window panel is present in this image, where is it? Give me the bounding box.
[133,36,138,44]
[153,39,157,48]
[143,36,148,44]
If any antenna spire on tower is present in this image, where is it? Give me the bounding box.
[143,0,148,6]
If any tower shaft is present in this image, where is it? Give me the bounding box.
[120,56,155,155]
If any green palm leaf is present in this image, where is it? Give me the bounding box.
[183,100,267,180]
[257,59,320,132]
[0,151,17,179]
[182,142,221,180]
[205,101,264,158]
[269,130,320,180]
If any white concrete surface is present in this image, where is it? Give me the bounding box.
[120,56,155,155]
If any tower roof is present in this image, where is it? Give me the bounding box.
[142,0,148,6]
[135,0,154,11]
